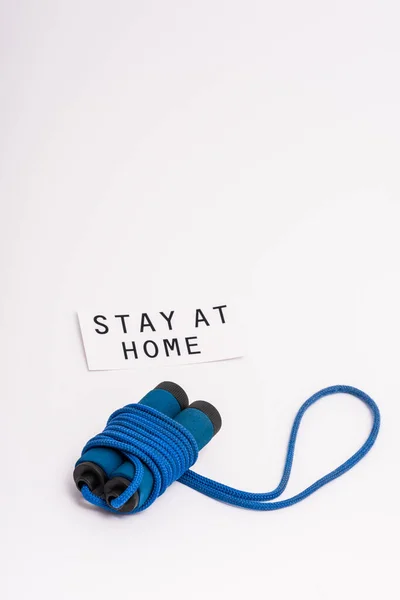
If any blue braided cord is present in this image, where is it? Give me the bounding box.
[79,385,380,513]
[179,385,381,510]
[81,404,199,513]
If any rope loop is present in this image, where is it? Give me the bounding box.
[180,385,381,510]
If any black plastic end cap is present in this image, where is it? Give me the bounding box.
[189,400,222,436]
[104,477,139,513]
[155,381,189,410]
[73,461,106,496]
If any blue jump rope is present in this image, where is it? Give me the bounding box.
[74,382,380,513]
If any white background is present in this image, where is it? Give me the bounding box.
[1,2,399,599]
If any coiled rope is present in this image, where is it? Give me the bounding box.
[80,385,380,513]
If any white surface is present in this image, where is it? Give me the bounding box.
[1,2,399,599]
[78,299,244,369]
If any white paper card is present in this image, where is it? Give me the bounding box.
[78,299,244,370]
